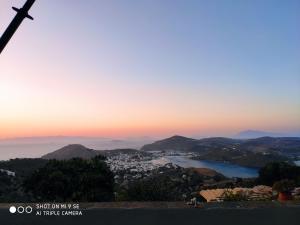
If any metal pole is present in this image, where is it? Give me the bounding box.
[0,0,36,54]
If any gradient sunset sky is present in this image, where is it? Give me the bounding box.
[0,0,299,139]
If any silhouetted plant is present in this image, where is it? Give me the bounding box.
[273,179,295,193]
[257,162,300,186]
[23,157,114,202]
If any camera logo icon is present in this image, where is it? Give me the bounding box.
[9,206,32,214]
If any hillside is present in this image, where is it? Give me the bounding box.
[235,130,284,139]
[189,167,225,178]
[192,149,291,168]
[189,137,242,153]
[141,136,242,153]
[0,158,48,177]
[141,135,198,151]
[240,137,300,156]
[141,136,300,156]
[102,148,150,156]
[41,144,100,160]
[141,135,300,168]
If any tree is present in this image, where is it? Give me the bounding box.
[123,176,180,201]
[257,162,300,186]
[23,156,114,202]
[117,168,204,201]
[273,179,295,193]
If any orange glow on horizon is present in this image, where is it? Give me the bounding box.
[0,0,299,140]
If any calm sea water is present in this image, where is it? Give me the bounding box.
[166,156,259,178]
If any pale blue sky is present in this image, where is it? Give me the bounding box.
[0,0,299,138]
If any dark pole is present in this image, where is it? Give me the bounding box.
[0,0,36,55]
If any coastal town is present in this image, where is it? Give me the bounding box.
[0,133,300,206]
[102,149,300,204]
[1,141,300,204]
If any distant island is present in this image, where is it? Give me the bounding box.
[234,130,300,139]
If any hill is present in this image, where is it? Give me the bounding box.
[235,130,284,139]
[141,135,198,151]
[141,135,300,167]
[141,136,300,156]
[0,158,48,177]
[102,148,150,156]
[141,136,243,153]
[0,136,154,160]
[192,149,291,168]
[240,137,300,156]
[189,137,242,153]
[189,167,225,178]
[41,144,100,160]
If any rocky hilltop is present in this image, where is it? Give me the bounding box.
[41,144,100,160]
[141,135,198,152]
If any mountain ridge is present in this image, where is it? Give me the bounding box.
[41,144,100,160]
[235,130,299,139]
[141,135,198,151]
[39,136,300,168]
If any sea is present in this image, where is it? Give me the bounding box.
[164,156,259,178]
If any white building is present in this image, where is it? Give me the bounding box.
[0,169,16,177]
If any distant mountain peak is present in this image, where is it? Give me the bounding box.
[235,130,284,139]
[167,135,196,140]
[141,135,197,151]
[41,144,99,160]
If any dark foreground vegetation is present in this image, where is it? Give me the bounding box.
[23,156,114,202]
[0,156,300,203]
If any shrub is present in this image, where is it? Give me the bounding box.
[23,157,114,202]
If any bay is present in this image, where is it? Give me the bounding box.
[165,155,259,178]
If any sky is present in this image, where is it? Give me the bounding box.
[0,0,299,139]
